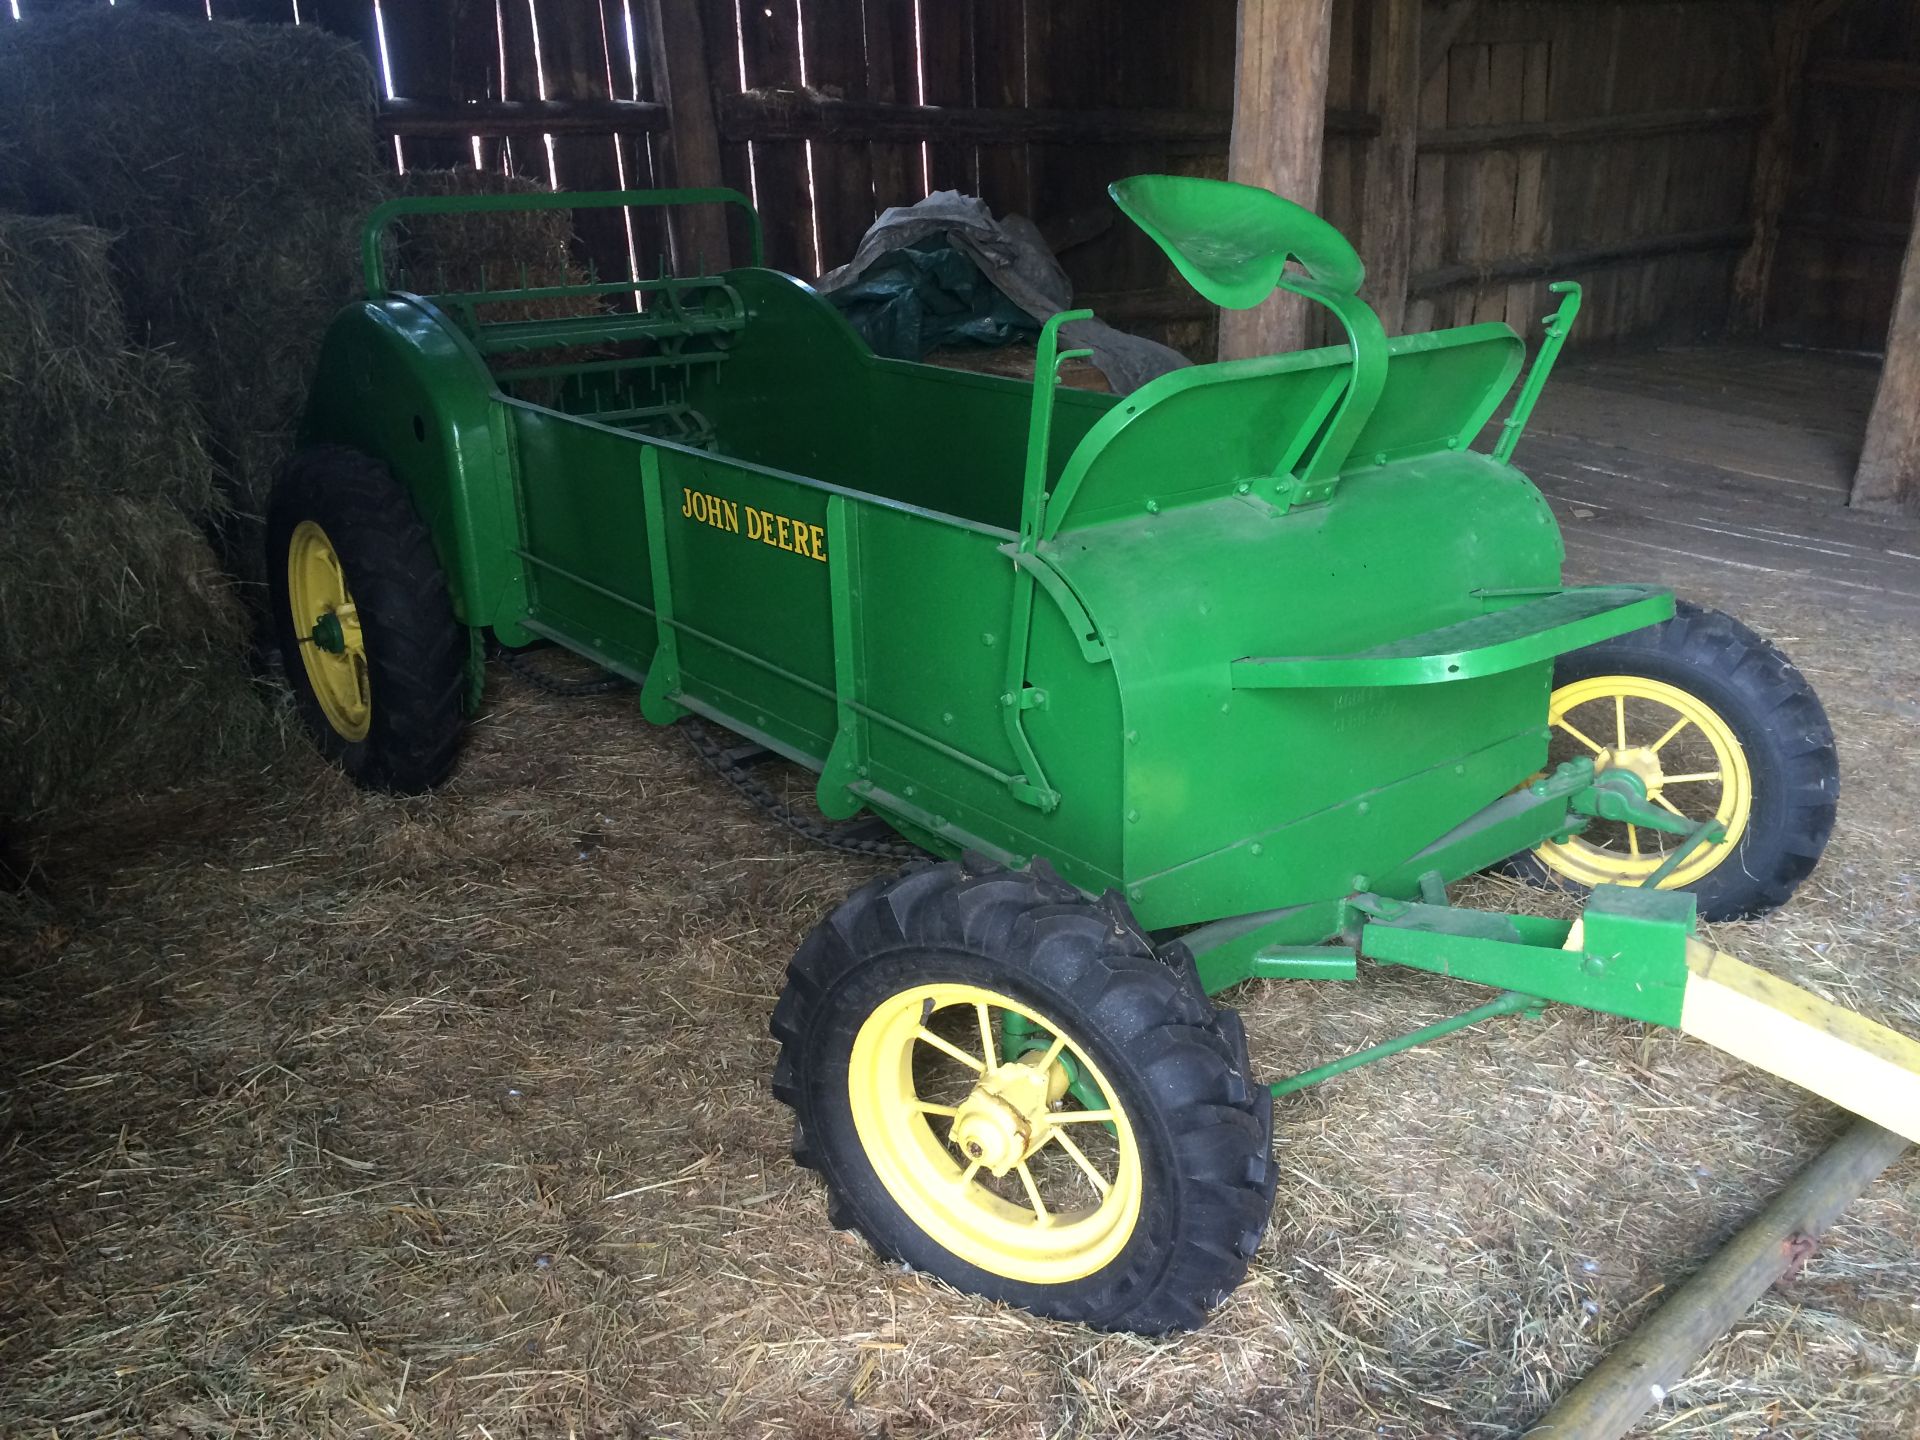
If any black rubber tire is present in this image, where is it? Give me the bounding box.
[1508,600,1837,920]
[267,446,466,793]
[771,855,1278,1334]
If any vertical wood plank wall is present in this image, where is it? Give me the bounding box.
[1765,2,1920,351]
[13,0,1917,362]
[1404,1,1775,343]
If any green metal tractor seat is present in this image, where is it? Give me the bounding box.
[1108,172,1368,310]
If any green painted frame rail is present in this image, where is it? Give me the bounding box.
[1495,281,1582,464]
[1230,585,1674,689]
[1270,990,1543,1097]
[1265,884,1698,1098]
[359,186,764,300]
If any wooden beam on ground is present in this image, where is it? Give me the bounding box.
[1221,0,1335,361]
[1732,0,1816,333]
[1852,184,1920,510]
[1420,104,1768,154]
[645,0,732,272]
[1361,0,1421,335]
[1524,1117,1910,1438]
[714,92,1379,148]
[1680,942,1920,1142]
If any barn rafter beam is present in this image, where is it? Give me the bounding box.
[1419,104,1769,154]
[714,92,1378,147]
[1410,225,1754,299]
[378,97,670,138]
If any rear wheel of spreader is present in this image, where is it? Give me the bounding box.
[771,857,1277,1333]
[1511,601,1837,920]
[268,446,466,792]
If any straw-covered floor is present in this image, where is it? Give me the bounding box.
[2,554,1915,1436]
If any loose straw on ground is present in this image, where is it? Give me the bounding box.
[1526,1117,1911,1439]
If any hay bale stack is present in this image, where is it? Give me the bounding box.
[0,496,266,820]
[387,170,581,301]
[385,169,605,401]
[0,217,212,517]
[0,7,382,589]
[0,213,269,823]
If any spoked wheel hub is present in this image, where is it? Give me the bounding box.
[1539,673,1752,889]
[849,982,1141,1284]
[948,1044,1072,1176]
[286,518,371,742]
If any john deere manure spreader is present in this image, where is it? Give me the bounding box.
[273,177,1916,1333]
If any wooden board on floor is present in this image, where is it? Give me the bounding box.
[1495,345,1920,626]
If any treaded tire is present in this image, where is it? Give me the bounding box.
[267,445,466,792]
[1508,600,1837,920]
[771,856,1277,1334]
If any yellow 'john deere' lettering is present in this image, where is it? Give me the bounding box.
[680,486,826,562]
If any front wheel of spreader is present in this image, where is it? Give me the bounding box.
[267,446,466,793]
[771,857,1277,1334]
[1510,600,1838,920]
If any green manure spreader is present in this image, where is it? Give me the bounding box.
[273,177,1917,1334]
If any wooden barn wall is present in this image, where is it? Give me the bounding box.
[1403,0,1776,344]
[696,0,1251,359]
[1764,1,1920,352]
[7,1,1821,358]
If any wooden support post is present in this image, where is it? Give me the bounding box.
[1853,183,1920,510]
[646,0,733,272]
[1360,0,1420,336]
[1731,0,1816,333]
[1220,0,1335,360]
[1524,1117,1910,1439]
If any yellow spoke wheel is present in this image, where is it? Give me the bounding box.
[1510,601,1836,921]
[772,860,1275,1332]
[1535,673,1752,889]
[847,982,1142,1286]
[286,519,372,742]
[268,446,467,793]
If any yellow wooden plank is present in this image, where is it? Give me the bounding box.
[1680,941,1920,1144]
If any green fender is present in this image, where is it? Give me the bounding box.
[297,297,530,643]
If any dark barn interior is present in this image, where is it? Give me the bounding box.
[2,2,1919,1437]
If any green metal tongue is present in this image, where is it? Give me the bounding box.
[1109,174,1367,308]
